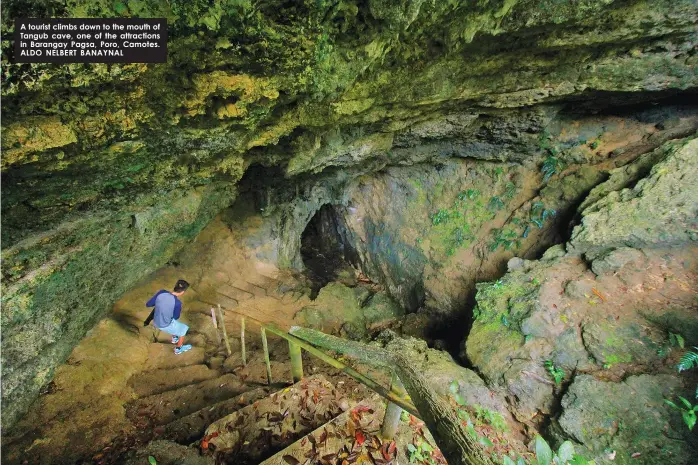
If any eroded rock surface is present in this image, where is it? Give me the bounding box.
[464,136,698,462]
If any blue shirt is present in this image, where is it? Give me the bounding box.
[145,290,182,329]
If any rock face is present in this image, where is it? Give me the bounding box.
[557,375,691,465]
[2,0,698,431]
[569,137,698,258]
[464,136,698,462]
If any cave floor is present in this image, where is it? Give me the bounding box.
[0,241,377,465]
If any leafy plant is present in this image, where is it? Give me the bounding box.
[458,189,480,201]
[449,380,467,406]
[431,209,450,225]
[488,196,506,211]
[407,439,437,464]
[677,347,698,372]
[532,436,596,465]
[664,396,698,430]
[489,228,520,252]
[541,156,564,182]
[544,361,565,385]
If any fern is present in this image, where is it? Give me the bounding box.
[678,347,698,372]
[541,156,564,182]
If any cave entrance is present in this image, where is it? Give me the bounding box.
[300,204,357,298]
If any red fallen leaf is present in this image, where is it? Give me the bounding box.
[201,439,209,450]
[631,453,642,459]
[355,430,366,446]
[283,455,300,465]
[388,441,396,455]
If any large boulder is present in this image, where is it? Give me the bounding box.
[555,374,696,465]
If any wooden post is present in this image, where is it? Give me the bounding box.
[288,326,495,465]
[210,308,221,345]
[217,305,232,356]
[240,316,247,366]
[266,324,418,415]
[381,372,407,440]
[261,327,273,385]
[288,340,303,382]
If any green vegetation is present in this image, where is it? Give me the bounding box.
[407,439,438,464]
[537,130,568,183]
[664,397,697,431]
[541,156,564,182]
[677,347,698,372]
[427,184,499,256]
[529,202,556,229]
[530,436,596,465]
[666,345,698,430]
[488,195,506,212]
[544,361,565,385]
[489,227,520,252]
[669,332,685,349]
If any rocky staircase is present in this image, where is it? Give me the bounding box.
[117,305,430,465]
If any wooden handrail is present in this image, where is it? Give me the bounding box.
[210,306,419,417]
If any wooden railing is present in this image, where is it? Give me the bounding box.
[209,305,418,440]
[210,304,495,465]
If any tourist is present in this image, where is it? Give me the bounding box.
[144,279,192,354]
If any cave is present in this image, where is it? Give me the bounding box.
[300,204,358,298]
[3,2,698,465]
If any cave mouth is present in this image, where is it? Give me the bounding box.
[300,204,358,298]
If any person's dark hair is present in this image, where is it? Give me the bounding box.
[174,279,190,292]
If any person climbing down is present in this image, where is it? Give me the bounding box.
[144,279,192,355]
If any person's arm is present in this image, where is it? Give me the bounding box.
[146,290,167,307]
[144,290,165,326]
[173,298,182,320]
[145,292,158,307]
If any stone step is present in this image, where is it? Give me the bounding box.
[230,279,268,298]
[162,387,270,444]
[218,282,255,302]
[203,375,353,464]
[126,373,248,426]
[143,343,206,371]
[260,396,383,465]
[123,440,214,465]
[214,291,241,309]
[261,395,439,465]
[128,364,221,398]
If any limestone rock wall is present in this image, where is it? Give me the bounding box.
[463,136,698,463]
